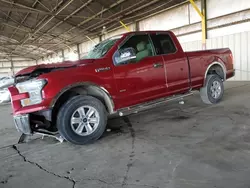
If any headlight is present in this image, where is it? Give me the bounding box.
[16,79,47,107]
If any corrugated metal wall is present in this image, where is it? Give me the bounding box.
[180,31,250,81]
[0,58,36,77]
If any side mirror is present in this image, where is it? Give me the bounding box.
[116,47,136,64]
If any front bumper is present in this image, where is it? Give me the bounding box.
[13,114,32,135]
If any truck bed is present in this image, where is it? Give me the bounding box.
[185,48,234,89]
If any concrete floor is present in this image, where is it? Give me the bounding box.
[1,82,250,188]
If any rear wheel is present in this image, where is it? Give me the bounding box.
[200,74,224,104]
[57,95,107,145]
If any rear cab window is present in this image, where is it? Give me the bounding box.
[150,33,177,55]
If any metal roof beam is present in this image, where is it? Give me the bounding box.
[0,19,71,43]
[89,0,161,32]
[50,0,173,53]
[19,0,70,45]
[43,0,149,52]
[26,0,127,56]
[8,0,40,43]
[0,0,88,39]
[0,9,22,26]
[0,42,58,46]
[37,0,51,12]
[10,0,74,56]
[0,0,46,13]
[31,0,94,44]
[0,0,14,31]
[0,6,116,20]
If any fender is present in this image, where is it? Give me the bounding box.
[50,82,115,114]
[204,61,226,85]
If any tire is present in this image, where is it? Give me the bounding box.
[200,74,224,104]
[57,95,107,145]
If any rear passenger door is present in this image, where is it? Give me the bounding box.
[150,33,190,94]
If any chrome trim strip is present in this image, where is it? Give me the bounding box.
[204,61,227,84]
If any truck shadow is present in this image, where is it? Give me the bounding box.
[102,107,192,139]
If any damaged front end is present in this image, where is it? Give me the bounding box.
[10,65,76,142]
[15,65,74,83]
[14,110,64,144]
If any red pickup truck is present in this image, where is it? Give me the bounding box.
[9,31,235,145]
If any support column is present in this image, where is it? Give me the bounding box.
[189,0,207,49]
[62,49,65,61]
[135,21,140,31]
[10,56,14,76]
[77,44,80,60]
[201,0,207,49]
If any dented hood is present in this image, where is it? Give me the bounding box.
[15,59,95,76]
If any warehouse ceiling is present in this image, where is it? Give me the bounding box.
[0,0,186,60]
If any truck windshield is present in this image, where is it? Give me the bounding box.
[82,36,122,59]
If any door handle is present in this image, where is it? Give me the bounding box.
[153,63,163,68]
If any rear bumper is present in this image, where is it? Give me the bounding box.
[13,114,32,135]
[226,69,235,80]
[231,69,235,77]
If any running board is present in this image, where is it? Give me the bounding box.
[118,92,193,116]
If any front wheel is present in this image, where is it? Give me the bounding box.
[200,74,224,104]
[57,95,107,145]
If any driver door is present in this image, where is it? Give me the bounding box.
[112,34,167,109]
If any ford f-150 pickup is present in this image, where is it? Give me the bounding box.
[8,31,235,145]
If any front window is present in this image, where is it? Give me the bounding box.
[113,34,154,65]
[82,36,122,59]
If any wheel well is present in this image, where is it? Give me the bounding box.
[51,85,114,127]
[206,64,225,80]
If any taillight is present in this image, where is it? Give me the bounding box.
[230,53,234,64]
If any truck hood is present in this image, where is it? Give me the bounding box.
[15,59,95,77]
